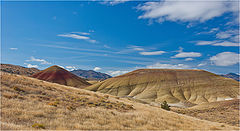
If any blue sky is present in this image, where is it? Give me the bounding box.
[2,0,239,76]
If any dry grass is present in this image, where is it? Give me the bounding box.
[1,63,40,76]
[171,99,240,127]
[1,72,238,130]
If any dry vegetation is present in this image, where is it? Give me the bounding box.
[1,63,40,76]
[1,72,238,130]
[172,99,240,127]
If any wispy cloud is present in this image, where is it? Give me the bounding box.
[107,70,129,76]
[137,1,238,23]
[146,62,190,69]
[65,66,76,71]
[94,67,101,71]
[101,0,129,6]
[26,56,51,64]
[196,40,239,47]
[197,63,207,67]
[210,52,240,66]
[58,32,97,43]
[24,63,39,68]
[172,47,201,58]
[140,51,166,55]
[196,28,219,35]
[216,30,238,39]
[9,48,18,50]
[128,45,144,51]
[185,58,194,61]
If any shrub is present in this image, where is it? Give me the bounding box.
[13,87,25,92]
[32,123,45,129]
[161,101,170,111]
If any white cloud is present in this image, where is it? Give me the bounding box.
[216,30,238,39]
[58,32,97,43]
[57,65,65,69]
[58,34,89,40]
[101,0,129,6]
[210,52,240,66]
[24,63,38,68]
[107,70,129,76]
[172,52,201,58]
[185,58,194,61]
[65,66,76,71]
[196,40,239,47]
[26,56,51,64]
[104,45,110,48]
[128,45,145,51]
[140,51,166,55]
[93,67,101,71]
[146,62,190,69]
[138,1,238,23]
[196,28,219,35]
[9,48,18,50]
[197,63,207,67]
[71,32,90,35]
[213,41,239,47]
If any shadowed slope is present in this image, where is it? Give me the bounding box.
[32,65,90,88]
[85,69,239,105]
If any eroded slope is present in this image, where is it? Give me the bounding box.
[86,69,239,105]
[32,65,90,88]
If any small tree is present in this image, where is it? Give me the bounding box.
[161,101,170,111]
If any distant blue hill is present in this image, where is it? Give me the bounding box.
[71,69,112,81]
[221,73,239,81]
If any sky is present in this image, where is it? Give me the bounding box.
[1,0,239,76]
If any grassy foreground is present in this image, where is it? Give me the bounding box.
[1,72,238,130]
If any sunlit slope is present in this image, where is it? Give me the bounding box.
[1,72,238,130]
[32,65,90,88]
[85,69,239,104]
[172,99,239,126]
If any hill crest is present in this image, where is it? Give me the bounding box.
[86,69,239,105]
[32,65,90,88]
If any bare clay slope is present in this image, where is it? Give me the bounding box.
[32,65,90,88]
[85,69,239,105]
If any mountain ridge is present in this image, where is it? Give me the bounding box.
[71,69,112,80]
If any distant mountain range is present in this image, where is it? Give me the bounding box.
[71,69,112,80]
[1,63,40,76]
[1,63,112,81]
[221,73,239,81]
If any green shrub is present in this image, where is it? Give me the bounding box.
[161,101,170,111]
[32,123,45,129]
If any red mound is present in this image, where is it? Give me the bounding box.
[31,65,91,88]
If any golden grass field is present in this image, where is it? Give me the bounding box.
[1,71,238,130]
[172,99,239,127]
[86,69,239,105]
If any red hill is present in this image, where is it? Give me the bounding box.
[32,65,90,88]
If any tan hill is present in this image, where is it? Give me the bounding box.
[1,63,40,76]
[87,80,101,85]
[172,99,239,126]
[85,69,239,106]
[32,65,90,88]
[1,72,238,130]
